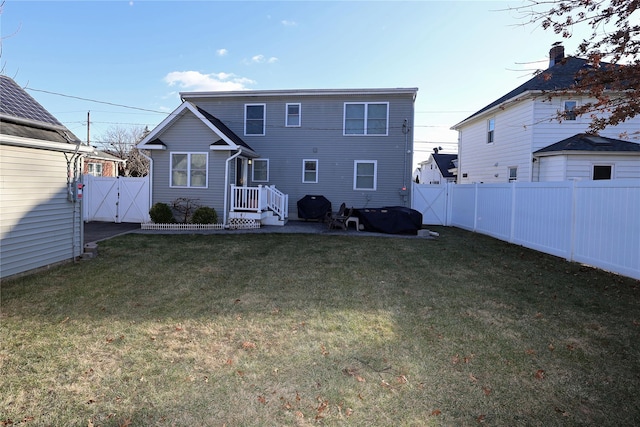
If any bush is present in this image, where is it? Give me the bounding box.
[149,202,175,224]
[191,206,218,224]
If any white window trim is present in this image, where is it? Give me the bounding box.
[252,158,269,182]
[302,159,318,183]
[286,103,301,127]
[343,102,389,136]
[244,103,266,136]
[170,152,209,188]
[353,160,377,190]
[487,118,495,144]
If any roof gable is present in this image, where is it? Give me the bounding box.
[138,102,256,156]
[454,57,595,127]
[534,133,640,155]
[432,153,458,178]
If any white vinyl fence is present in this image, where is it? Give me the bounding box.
[83,174,150,223]
[413,180,640,280]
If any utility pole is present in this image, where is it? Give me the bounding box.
[87,111,90,145]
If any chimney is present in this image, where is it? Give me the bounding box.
[549,43,564,67]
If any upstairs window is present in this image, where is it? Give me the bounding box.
[303,159,318,183]
[245,104,266,135]
[252,159,269,182]
[171,152,208,188]
[286,103,301,127]
[563,100,577,120]
[487,118,495,143]
[344,102,388,135]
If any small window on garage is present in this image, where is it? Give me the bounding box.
[593,165,612,180]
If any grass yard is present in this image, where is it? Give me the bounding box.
[1,227,639,426]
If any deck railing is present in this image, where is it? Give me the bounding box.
[230,185,288,221]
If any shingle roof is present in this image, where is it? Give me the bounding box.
[196,107,256,153]
[0,75,63,127]
[433,153,458,178]
[534,133,640,154]
[459,57,593,124]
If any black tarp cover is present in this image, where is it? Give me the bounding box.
[354,206,422,235]
[297,195,332,220]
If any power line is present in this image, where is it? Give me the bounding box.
[24,87,169,115]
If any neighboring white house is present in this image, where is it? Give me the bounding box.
[0,75,95,279]
[414,152,457,184]
[451,44,640,183]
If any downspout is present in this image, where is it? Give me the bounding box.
[63,135,88,262]
[140,150,153,220]
[223,148,243,225]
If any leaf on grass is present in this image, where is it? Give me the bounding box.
[295,411,304,419]
[431,409,442,416]
[566,344,576,351]
[257,395,266,404]
[451,354,460,365]
[175,326,184,332]
[396,375,408,384]
[535,312,544,319]
[482,386,492,396]
[548,343,555,352]
[225,358,233,365]
[477,414,486,423]
[87,420,94,427]
[525,349,536,355]
[119,419,132,427]
[469,373,478,383]
[320,344,329,356]
[535,369,545,379]
[242,341,256,350]
[345,408,354,416]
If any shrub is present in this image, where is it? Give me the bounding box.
[149,202,175,224]
[191,206,218,224]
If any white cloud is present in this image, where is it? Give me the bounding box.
[281,20,297,27]
[163,71,255,91]
[216,48,228,56]
[249,54,279,64]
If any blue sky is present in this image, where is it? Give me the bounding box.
[1,1,591,166]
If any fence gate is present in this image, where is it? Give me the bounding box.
[83,175,150,223]
[411,182,450,225]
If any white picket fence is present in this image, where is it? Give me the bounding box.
[412,180,640,280]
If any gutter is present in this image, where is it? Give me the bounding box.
[223,149,243,225]
[140,150,154,216]
[1,134,96,154]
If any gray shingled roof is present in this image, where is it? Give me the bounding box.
[534,133,640,154]
[0,75,63,126]
[0,75,81,143]
[196,107,256,153]
[459,57,593,124]
[432,153,458,178]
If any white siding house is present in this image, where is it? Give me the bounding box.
[452,45,640,183]
[415,152,457,184]
[0,76,95,279]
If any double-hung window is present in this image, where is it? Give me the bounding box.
[354,160,377,190]
[508,167,517,182]
[252,159,269,182]
[245,104,266,135]
[286,103,301,127]
[171,152,208,188]
[303,159,318,183]
[563,100,577,121]
[344,102,388,135]
[487,118,495,143]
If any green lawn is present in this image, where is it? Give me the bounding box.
[1,228,639,426]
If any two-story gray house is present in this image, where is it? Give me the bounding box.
[138,88,418,225]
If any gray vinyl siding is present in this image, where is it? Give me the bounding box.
[149,113,231,215]
[193,92,415,216]
[0,145,82,279]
